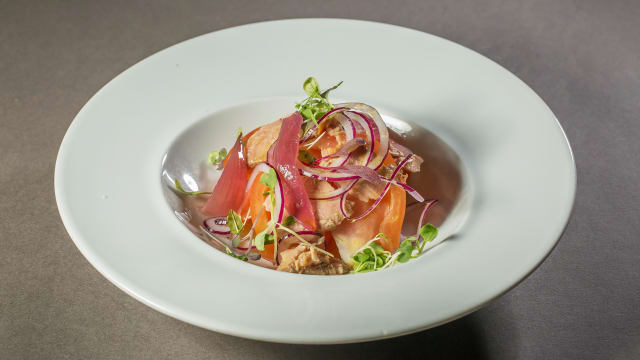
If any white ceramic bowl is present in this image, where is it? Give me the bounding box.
[55,19,576,344]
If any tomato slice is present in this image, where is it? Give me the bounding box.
[269,112,317,230]
[201,136,248,217]
[238,169,274,260]
[331,153,406,261]
[331,185,406,261]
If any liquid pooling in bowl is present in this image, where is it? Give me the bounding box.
[160,98,473,269]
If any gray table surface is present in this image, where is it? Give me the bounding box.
[2,1,639,359]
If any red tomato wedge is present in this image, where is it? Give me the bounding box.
[222,128,259,167]
[268,112,317,230]
[201,136,248,217]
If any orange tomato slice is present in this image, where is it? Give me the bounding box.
[239,168,275,261]
[331,153,407,261]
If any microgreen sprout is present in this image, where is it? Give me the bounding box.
[260,168,277,210]
[226,209,244,235]
[418,224,438,253]
[254,227,275,251]
[351,234,392,273]
[225,247,248,261]
[296,77,342,129]
[298,150,316,164]
[351,224,439,273]
[173,179,211,196]
[276,223,333,258]
[208,148,227,166]
[282,215,296,227]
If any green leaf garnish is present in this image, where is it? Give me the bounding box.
[264,234,275,245]
[282,215,296,227]
[351,234,392,273]
[254,229,275,251]
[259,168,277,189]
[320,81,343,98]
[225,247,248,261]
[226,209,244,235]
[173,179,211,196]
[350,226,440,273]
[296,77,342,127]
[298,150,316,164]
[300,107,314,120]
[303,77,321,97]
[208,148,227,166]
[260,168,278,211]
[419,224,438,242]
[396,239,416,263]
[418,224,438,253]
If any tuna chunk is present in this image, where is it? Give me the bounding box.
[246,119,282,167]
[277,244,351,275]
[389,141,423,173]
[305,179,353,232]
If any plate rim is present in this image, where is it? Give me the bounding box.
[54,18,577,344]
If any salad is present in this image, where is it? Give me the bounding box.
[174,77,439,275]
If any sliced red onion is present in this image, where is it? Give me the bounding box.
[382,179,425,202]
[346,111,375,166]
[416,200,438,238]
[341,153,413,221]
[340,181,390,221]
[299,107,345,143]
[313,138,365,165]
[201,225,257,252]
[203,217,231,235]
[390,140,413,157]
[336,112,356,139]
[305,112,357,168]
[301,131,326,150]
[236,243,258,251]
[309,179,358,200]
[338,103,390,170]
[308,161,382,186]
[327,112,357,166]
[299,103,390,182]
[336,164,382,185]
[299,164,362,182]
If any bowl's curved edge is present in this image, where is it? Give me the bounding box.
[54,18,578,344]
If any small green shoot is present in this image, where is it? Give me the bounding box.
[296,76,343,129]
[226,209,244,235]
[173,179,211,196]
[208,148,227,166]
